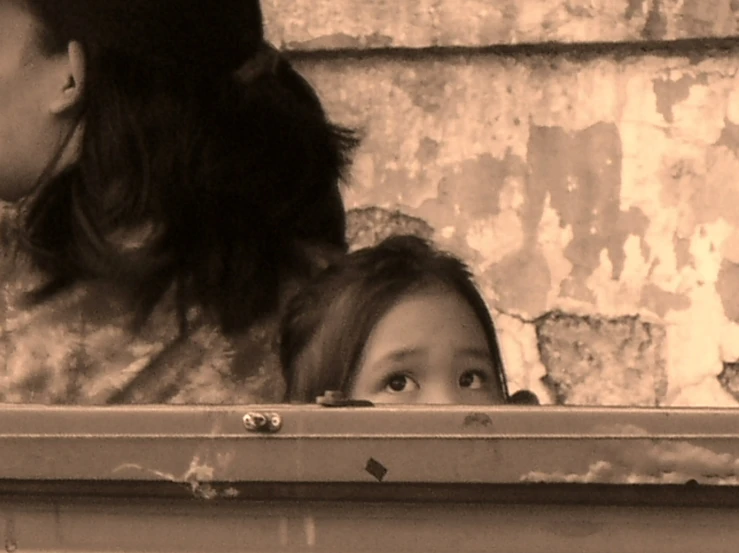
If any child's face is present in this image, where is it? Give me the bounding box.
[349,287,506,405]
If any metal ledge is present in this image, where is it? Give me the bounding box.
[2,405,739,486]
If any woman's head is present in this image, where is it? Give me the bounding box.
[1,0,263,200]
[0,0,82,200]
[24,0,263,74]
[280,235,509,405]
[2,0,358,334]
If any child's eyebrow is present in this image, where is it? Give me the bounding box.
[453,347,493,360]
[376,348,425,365]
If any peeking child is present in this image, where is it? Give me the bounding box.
[280,234,538,405]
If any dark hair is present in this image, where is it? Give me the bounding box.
[280,234,510,403]
[16,1,359,335]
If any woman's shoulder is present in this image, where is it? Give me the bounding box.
[0,275,286,405]
[0,235,343,405]
[110,313,286,405]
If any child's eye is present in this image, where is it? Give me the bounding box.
[459,370,487,390]
[384,374,419,393]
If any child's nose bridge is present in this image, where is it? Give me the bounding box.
[420,381,459,405]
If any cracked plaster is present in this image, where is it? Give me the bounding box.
[297,47,739,406]
[262,0,739,50]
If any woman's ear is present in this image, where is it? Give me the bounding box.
[50,40,86,115]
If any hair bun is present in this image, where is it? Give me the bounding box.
[238,42,282,83]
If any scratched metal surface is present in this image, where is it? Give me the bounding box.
[1,497,738,553]
[3,405,739,487]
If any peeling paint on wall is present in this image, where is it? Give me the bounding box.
[346,207,434,250]
[719,361,739,400]
[716,260,739,322]
[653,75,708,124]
[537,311,667,405]
[525,122,643,304]
[293,46,739,406]
[262,0,739,50]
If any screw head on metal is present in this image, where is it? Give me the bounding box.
[267,413,283,431]
[243,412,282,433]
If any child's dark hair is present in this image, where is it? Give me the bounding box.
[279,234,510,403]
[16,1,359,336]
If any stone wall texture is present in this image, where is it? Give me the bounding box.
[262,1,739,406]
[263,0,739,49]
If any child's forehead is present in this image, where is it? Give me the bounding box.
[365,289,490,351]
[385,281,478,316]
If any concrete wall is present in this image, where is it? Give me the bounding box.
[263,1,739,407]
[263,0,739,48]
